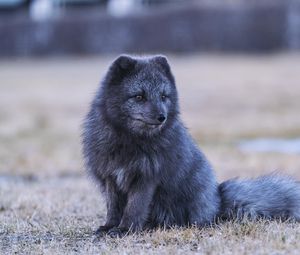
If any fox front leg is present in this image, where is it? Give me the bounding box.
[95,178,126,236]
[107,181,156,238]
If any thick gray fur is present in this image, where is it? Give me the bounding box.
[219,174,300,221]
[82,55,300,236]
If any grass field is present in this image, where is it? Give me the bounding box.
[1,54,300,254]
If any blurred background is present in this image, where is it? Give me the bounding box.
[1,0,300,56]
[1,0,300,177]
[1,1,300,252]
[1,0,300,179]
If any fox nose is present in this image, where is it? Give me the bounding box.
[157,114,166,123]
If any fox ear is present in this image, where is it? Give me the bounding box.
[152,55,175,84]
[105,55,137,86]
[153,55,169,68]
[113,55,137,71]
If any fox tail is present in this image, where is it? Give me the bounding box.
[219,174,300,221]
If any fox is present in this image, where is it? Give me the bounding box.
[82,55,300,237]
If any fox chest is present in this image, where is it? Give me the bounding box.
[102,149,161,192]
[111,167,135,192]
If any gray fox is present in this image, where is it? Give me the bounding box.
[82,55,300,237]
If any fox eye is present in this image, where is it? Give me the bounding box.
[135,95,144,101]
[161,95,167,101]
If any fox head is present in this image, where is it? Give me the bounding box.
[99,55,179,136]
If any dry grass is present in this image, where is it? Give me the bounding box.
[1,53,300,254]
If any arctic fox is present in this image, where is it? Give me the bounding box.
[82,55,300,237]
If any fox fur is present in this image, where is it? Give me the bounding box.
[82,55,300,237]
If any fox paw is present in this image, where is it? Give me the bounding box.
[107,227,128,238]
[94,225,114,236]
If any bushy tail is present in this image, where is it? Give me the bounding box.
[218,174,300,221]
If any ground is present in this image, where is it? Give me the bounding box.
[0,54,300,254]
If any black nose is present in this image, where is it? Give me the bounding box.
[157,114,166,123]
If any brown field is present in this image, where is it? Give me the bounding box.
[1,54,300,254]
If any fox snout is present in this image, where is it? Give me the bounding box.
[127,101,168,126]
[141,112,167,125]
[143,106,167,125]
[157,114,166,123]
[131,110,167,126]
